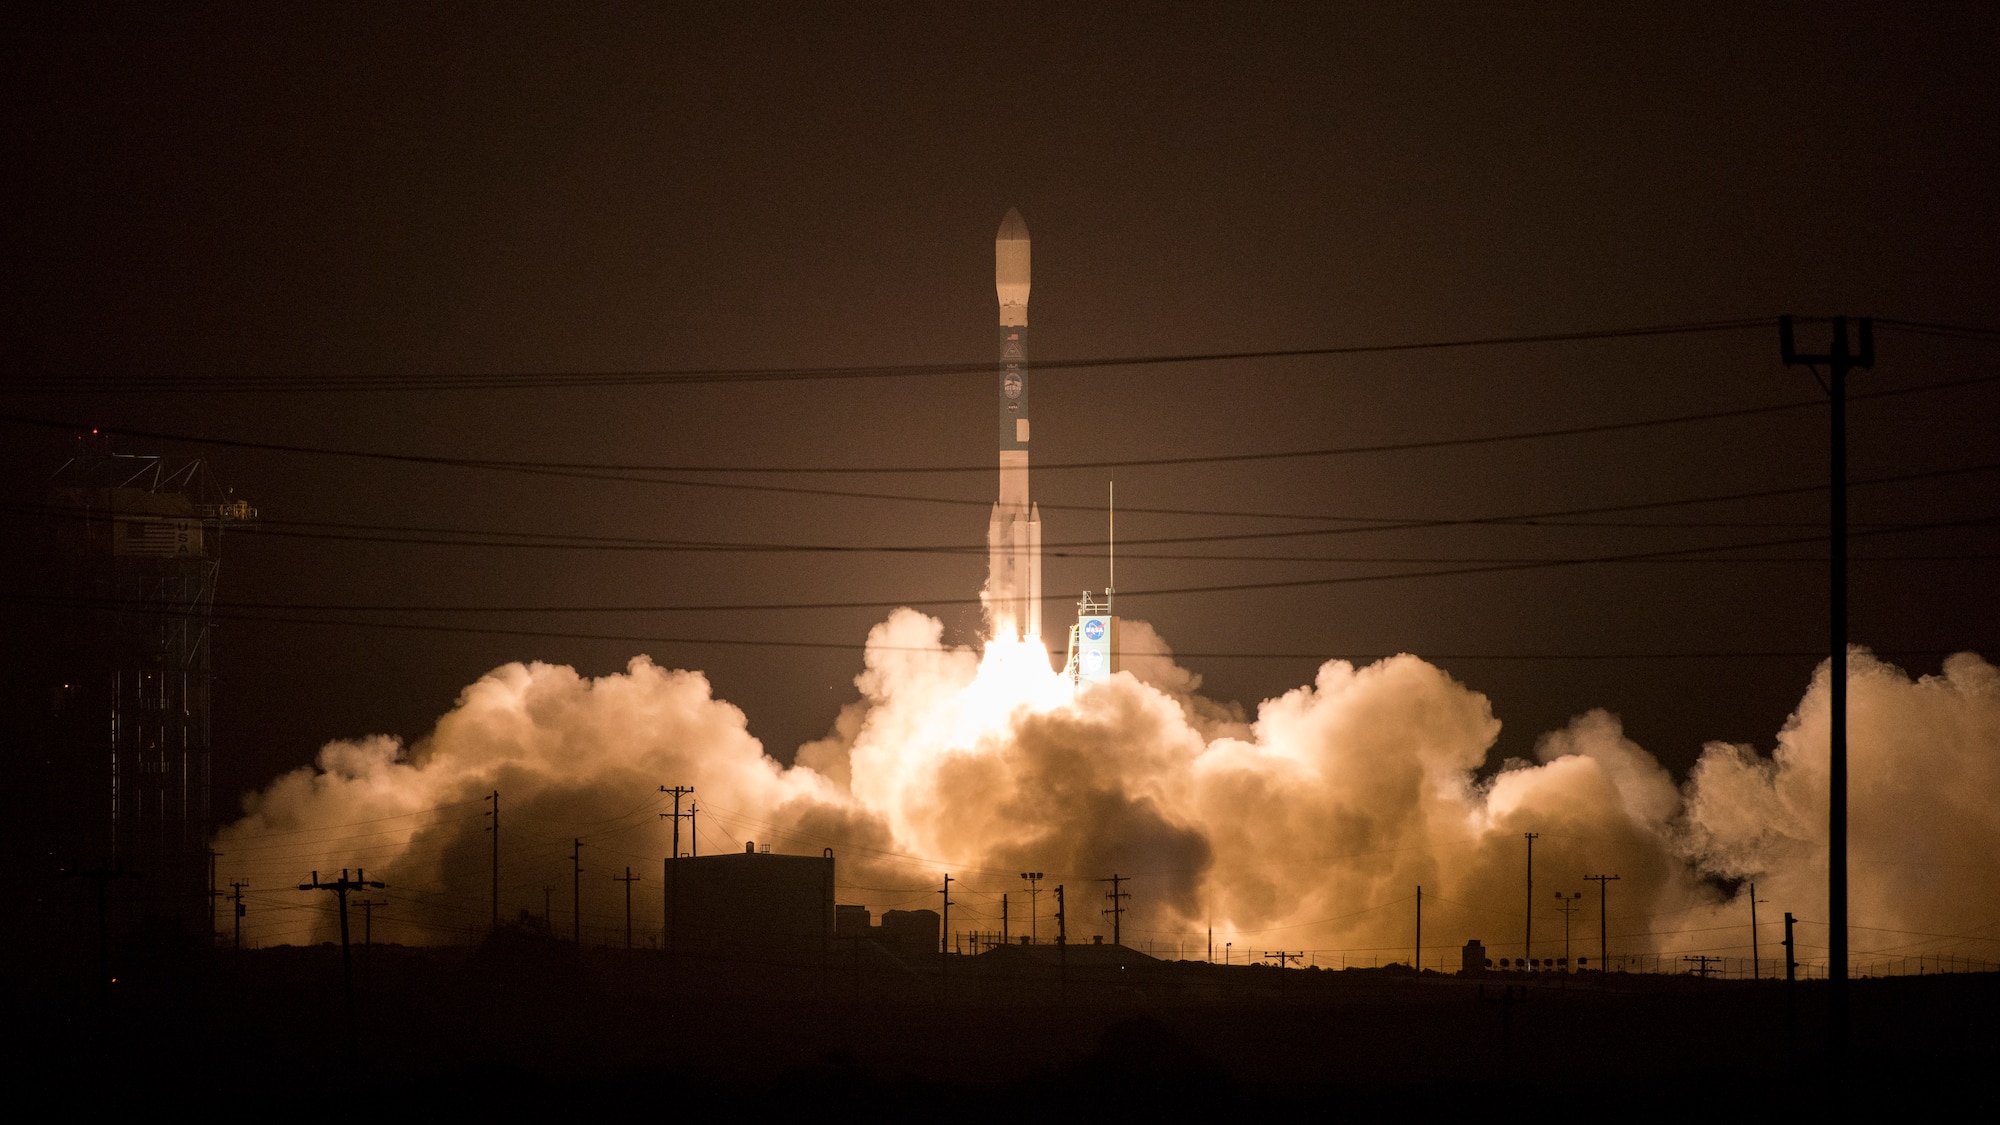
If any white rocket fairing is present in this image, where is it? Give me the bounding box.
[987,208,1043,642]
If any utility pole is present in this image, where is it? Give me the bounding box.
[358,897,384,948]
[1100,874,1129,947]
[571,839,584,948]
[1683,955,1722,979]
[1414,885,1422,972]
[689,800,699,857]
[660,785,694,857]
[1001,893,1009,946]
[939,874,955,1005]
[1584,872,1616,968]
[230,879,249,954]
[358,898,385,980]
[1554,891,1583,971]
[614,866,641,951]
[660,785,694,957]
[296,868,385,1063]
[939,874,954,954]
[1750,881,1765,980]
[1020,872,1043,944]
[1780,313,1872,1056]
[484,790,499,931]
[1054,884,1068,998]
[1522,832,1538,967]
[1784,910,1800,1061]
[1266,951,1303,968]
[207,848,222,947]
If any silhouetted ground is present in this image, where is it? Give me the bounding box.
[10,932,1998,1114]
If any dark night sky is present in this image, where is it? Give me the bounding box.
[4,2,1996,812]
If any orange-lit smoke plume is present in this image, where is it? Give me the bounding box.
[216,612,2000,969]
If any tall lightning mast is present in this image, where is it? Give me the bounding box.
[987,207,1043,643]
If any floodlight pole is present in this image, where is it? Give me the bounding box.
[1020,872,1043,944]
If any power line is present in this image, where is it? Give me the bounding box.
[13,512,1988,618]
[158,512,2000,560]
[0,317,1776,393]
[211,799,485,838]
[161,314,2000,398]
[4,589,1977,663]
[10,461,1993,555]
[1875,317,2000,342]
[5,372,1996,482]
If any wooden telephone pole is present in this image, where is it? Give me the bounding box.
[659,785,694,957]
[1100,874,1130,946]
[614,866,641,950]
[1780,314,1872,1055]
[1585,874,1620,973]
[296,868,386,1062]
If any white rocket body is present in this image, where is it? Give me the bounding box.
[987,208,1043,642]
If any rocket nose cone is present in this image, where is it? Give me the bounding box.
[996,206,1030,321]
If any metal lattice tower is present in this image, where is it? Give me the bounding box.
[42,437,255,925]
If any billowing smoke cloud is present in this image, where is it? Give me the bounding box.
[218,614,2000,972]
[1675,652,2000,966]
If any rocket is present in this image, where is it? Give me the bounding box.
[986,207,1043,642]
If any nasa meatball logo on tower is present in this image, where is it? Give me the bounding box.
[1083,618,1107,642]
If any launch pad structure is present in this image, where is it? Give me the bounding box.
[1064,588,1122,687]
[1063,481,1122,686]
[36,439,256,931]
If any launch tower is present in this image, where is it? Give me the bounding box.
[38,439,255,929]
[986,207,1043,644]
[1063,487,1120,686]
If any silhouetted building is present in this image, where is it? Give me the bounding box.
[1462,939,1490,974]
[835,903,872,939]
[878,908,941,954]
[671,842,834,963]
